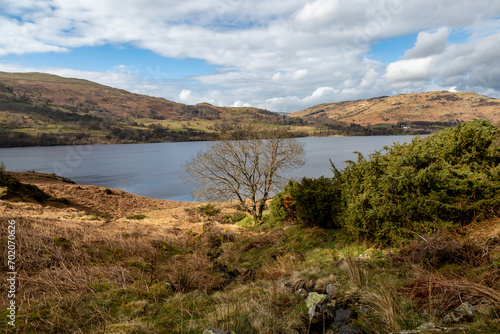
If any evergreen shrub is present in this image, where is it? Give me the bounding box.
[270,120,500,245]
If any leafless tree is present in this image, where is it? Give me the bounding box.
[183,127,306,223]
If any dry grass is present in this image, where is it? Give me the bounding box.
[0,187,246,333]
[1,172,499,333]
[361,277,410,332]
[391,232,491,268]
[403,266,500,316]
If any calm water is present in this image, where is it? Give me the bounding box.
[0,136,419,201]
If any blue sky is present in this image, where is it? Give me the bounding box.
[1,0,500,112]
[1,45,217,78]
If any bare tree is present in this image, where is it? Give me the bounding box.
[183,127,306,223]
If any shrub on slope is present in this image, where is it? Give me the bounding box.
[271,120,500,245]
[338,120,500,244]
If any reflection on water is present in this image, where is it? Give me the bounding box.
[0,135,420,201]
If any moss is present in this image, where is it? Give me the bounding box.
[126,261,153,272]
[90,212,113,220]
[126,214,147,220]
[53,237,72,248]
[88,281,116,292]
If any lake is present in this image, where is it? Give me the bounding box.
[0,135,420,201]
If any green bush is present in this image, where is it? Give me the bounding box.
[272,120,500,246]
[268,189,295,225]
[228,212,247,223]
[197,203,221,216]
[270,175,341,228]
[338,120,500,245]
[289,176,341,228]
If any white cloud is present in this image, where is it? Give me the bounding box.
[1,0,500,112]
[404,27,450,59]
[232,100,251,108]
[312,86,336,98]
[294,0,340,30]
[178,89,192,102]
[293,69,308,80]
[384,57,435,83]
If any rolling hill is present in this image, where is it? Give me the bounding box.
[2,71,500,147]
[0,72,306,147]
[292,91,500,127]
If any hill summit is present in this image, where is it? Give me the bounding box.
[292,91,500,126]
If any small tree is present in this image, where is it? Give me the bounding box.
[184,127,306,223]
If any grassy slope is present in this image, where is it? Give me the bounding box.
[0,72,307,146]
[0,172,498,333]
[292,91,500,126]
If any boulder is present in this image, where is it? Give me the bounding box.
[305,292,335,322]
[440,302,476,324]
[327,308,359,334]
[326,284,336,297]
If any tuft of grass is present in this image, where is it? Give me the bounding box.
[198,203,221,216]
[127,214,147,220]
[358,275,423,333]
[90,212,113,220]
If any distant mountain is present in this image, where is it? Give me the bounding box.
[0,72,304,147]
[2,71,499,147]
[292,91,500,126]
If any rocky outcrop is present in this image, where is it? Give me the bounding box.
[440,302,477,324]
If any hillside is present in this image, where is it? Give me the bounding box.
[3,71,500,147]
[0,164,499,333]
[0,72,306,147]
[293,91,500,128]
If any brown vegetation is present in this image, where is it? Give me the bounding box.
[0,172,499,333]
[293,91,500,126]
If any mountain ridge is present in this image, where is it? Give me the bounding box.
[1,71,500,147]
[0,72,305,147]
[291,91,500,126]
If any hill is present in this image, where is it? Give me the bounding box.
[292,91,500,130]
[0,165,499,333]
[0,72,307,147]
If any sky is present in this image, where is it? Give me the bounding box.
[1,0,500,113]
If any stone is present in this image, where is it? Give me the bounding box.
[440,302,476,324]
[305,292,331,310]
[338,324,360,334]
[334,308,355,323]
[305,292,335,321]
[326,283,336,296]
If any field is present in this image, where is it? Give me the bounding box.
[0,171,499,333]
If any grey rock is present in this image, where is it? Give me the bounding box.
[338,324,360,334]
[334,308,355,323]
[305,292,335,321]
[326,283,336,296]
[440,302,476,324]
